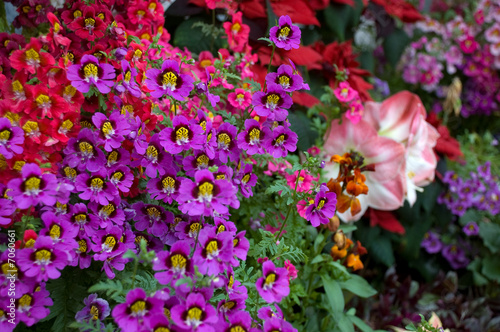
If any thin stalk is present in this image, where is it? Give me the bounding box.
[275,173,301,240]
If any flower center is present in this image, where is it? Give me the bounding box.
[230,326,246,332]
[111,171,123,182]
[147,206,161,219]
[149,3,157,11]
[199,121,206,131]
[25,48,40,62]
[124,70,132,83]
[78,239,87,252]
[49,225,61,239]
[59,120,74,134]
[170,253,187,271]
[176,126,190,144]
[236,93,245,102]
[232,22,241,33]
[19,294,32,308]
[54,22,61,33]
[64,166,77,179]
[279,26,291,38]
[275,134,285,145]
[134,49,142,59]
[100,204,115,217]
[101,121,114,138]
[155,327,170,332]
[0,129,11,143]
[83,63,98,79]
[35,94,50,108]
[217,133,231,149]
[189,223,201,236]
[264,273,276,289]
[103,235,116,251]
[74,10,82,18]
[24,176,41,193]
[74,213,87,224]
[205,240,219,258]
[279,75,290,87]
[222,301,236,310]
[146,145,159,161]
[249,128,260,143]
[198,182,214,199]
[196,154,209,168]
[91,177,104,190]
[216,174,225,180]
[162,176,176,192]
[136,10,145,18]
[186,307,203,324]
[317,199,325,210]
[108,151,118,164]
[200,59,212,68]
[35,249,52,263]
[130,300,146,316]
[85,17,96,28]
[217,224,226,233]
[162,72,177,89]
[266,94,280,108]
[12,80,24,93]
[242,174,250,184]
[90,305,99,320]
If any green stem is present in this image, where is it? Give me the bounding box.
[267,44,276,74]
[275,172,301,240]
[130,257,139,289]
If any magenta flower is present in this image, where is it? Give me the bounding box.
[305,190,337,227]
[153,240,194,288]
[177,169,238,217]
[220,311,259,332]
[39,211,79,252]
[92,110,131,152]
[252,84,293,121]
[70,234,92,269]
[193,226,233,275]
[183,150,218,177]
[230,231,250,266]
[136,134,175,178]
[266,65,303,92]
[145,59,194,101]
[65,203,97,236]
[75,168,118,205]
[269,15,301,50]
[15,285,53,327]
[463,222,479,236]
[264,317,297,332]
[0,117,24,159]
[115,60,141,97]
[7,163,58,209]
[236,119,266,155]
[262,125,298,158]
[108,165,134,192]
[234,163,258,198]
[345,100,364,124]
[215,122,240,163]
[147,172,182,204]
[64,129,106,172]
[91,226,126,261]
[111,288,164,332]
[228,88,252,109]
[90,198,126,229]
[67,54,116,93]
[17,236,70,282]
[442,244,469,269]
[256,260,290,303]
[334,81,358,103]
[159,115,205,154]
[132,202,173,238]
[171,292,218,331]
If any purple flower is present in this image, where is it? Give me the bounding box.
[252,84,292,121]
[0,117,24,159]
[89,197,125,229]
[171,292,218,332]
[132,202,173,238]
[231,231,250,266]
[91,226,126,261]
[256,260,290,303]
[305,190,337,227]
[111,288,164,332]
[234,163,258,198]
[269,15,301,51]
[174,217,204,243]
[17,236,70,282]
[0,197,15,226]
[65,203,97,236]
[147,172,182,204]
[128,116,148,155]
[92,110,131,152]
[145,59,194,101]
[39,211,78,252]
[236,119,266,155]
[75,293,110,323]
[266,65,303,92]
[108,165,134,192]
[262,125,298,158]
[159,115,205,154]
[463,221,479,236]
[64,129,106,172]
[105,147,131,168]
[264,317,297,332]
[442,244,469,270]
[177,169,239,217]
[70,234,92,269]
[136,134,175,178]
[215,122,240,163]
[7,163,58,209]
[15,285,53,327]
[67,54,116,94]
[421,231,443,254]
[153,240,194,288]
[75,168,118,205]
[115,60,141,97]
[194,226,233,276]
[182,150,218,177]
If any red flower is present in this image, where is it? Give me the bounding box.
[68,6,106,41]
[50,112,81,145]
[369,208,405,234]
[23,84,67,119]
[426,112,463,161]
[10,38,55,75]
[223,12,250,53]
[239,0,320,26]
[372,0,423,23]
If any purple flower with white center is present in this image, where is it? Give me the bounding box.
[442,244,469,270]
[215,122,240,163]
[234,163,258,198]
[252,84,293,121]
[17,236,70,282]
[269,15,301,51]
[159,115,205,154]
[213,165,234,182]
[7,163,58,210]
[171,292,218,332]
[112,288,164,332]
[75,168,118,205]
[92,111,131,152]
[220,309,259,332]
[177,169,238,217]
[153,240,194,289]
[262,125,298,158]
[65,203,97,236]
[145,59,194,101]
[128,116,148,155]
[305,190,337,227]
[115,60,141,97]
[105,147,130,168]
[256,260,290,303]
[236,119,266,155]
[64,128,106,172]
[230,231,250,266]
[174,218,204,243]
[463,221,479,236]
[266,65,303,92]
[15,286,53,327]
[70,234,92,269]
[132,202,173,238]
[0,117,24,159]
[421,231,443,254]
[147,172,182,204]
[89,198,126,229]
[136,134,175,178]
[217,297,246,318]
[39,211,78,252]
[264,317,297,332]
[75,293,110,324]
[67,54,116,94]
[108,165,133,192]
[193,226,233,276]
[91,226,126,261]
[182,150,218,177]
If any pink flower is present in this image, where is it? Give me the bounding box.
[485,23,500,44]
[333,82,358,103]
[223,12,250,53]
[324,116,406,222]
[228,88,252,109]
[307,146,321,156]
[459,35,479,54]
[364,91,439,205]
[345,100,364,124]
[285,170,316,192]
[284,260,298,280]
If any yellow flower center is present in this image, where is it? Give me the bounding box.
[279,26,291,38]
[0,129,11,141]
[134,49,142,59]
[35,249,51,261]
[265,273,276,287]
[90,305,99,320]
[85,18,96,27]
[266,94,280,105]
[223,301,236,310]
[233,238,239,247]
[242,174,250,183]
[137,10,145,18]
[101,121,114,137]
[25,239,35,247]
[232,22,241,33]
[12,80,23,92]
[199,121,206,131]
[279,75,290,86]
[112,171,123,181]
[149,3,157,10]
[130,300,146,313]
[162,72,177,87]
[249,128,260,142]
[176,127,190,142]
[74,10,82,18]
[49,224,61,239]
[91,177,104,190]
[74,213,87,223]
[200,59,212,68]
[54,22,61,33]
[317,199,325,210]
[146,145,158,159]
[36,4,42,11]
[124,70,132,83]
[218,133,231,146]
[147,206,161,218]
[13,161,25,171]
[217,224,226,233]
[205,240,218,256]
[155,327,170,332]
[22,6,30,13]
[25,176,41,191]
[162,176,175,190]
[35,94,50,107]
[228,275,234,289]
[198,182,214,196]
[19,294,32,307]
[108,150,118,163]
[79,239,87,253]
[97,12,105,20]
[275,134,285,145]
[196,154,209,167]
[171,254,187,269]
[84,63,98,79]
[61,120,74,132]
[104,235,116,249]
[187,307,202,320]
[26,48,40,62]
[190,222,201,233]
[100,204,115,216]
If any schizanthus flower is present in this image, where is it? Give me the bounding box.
[270,15,301,50]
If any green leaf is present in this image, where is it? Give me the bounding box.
[339,224,357,233]
[314,233,325,252]
[481,256,500,283]
[479,222,500,253]
[288,111,318,152]
[173,18,225,54]
[369,235,395,267]
[323,4,352,41]
[321,274,344,314]
[383,28,410,67]
[348,315,374,332]
[339,274,377,298]
[467,258,488,286]
[335,313,355,332]
[311,255,325,264]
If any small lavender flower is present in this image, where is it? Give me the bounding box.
[256,260,290,303]
[442,244,469,270]
[305,190,337,227]
[265,65,303,92]
[421,231,443,254]
[67,54,116,93]
[159,115,204,154]
[0,117,24,159]
[252,84,292,121]
[92,110,131,152]
[463,222,479,236]
[75,293,111,324]
[262,125,298,158]
[132,202,173,238]
[269,15,301,50]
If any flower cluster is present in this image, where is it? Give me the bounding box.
[421,231,470,270]
[330,230,368,271]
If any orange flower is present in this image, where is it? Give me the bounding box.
[330,238,353,260]
[346,253,364,271]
